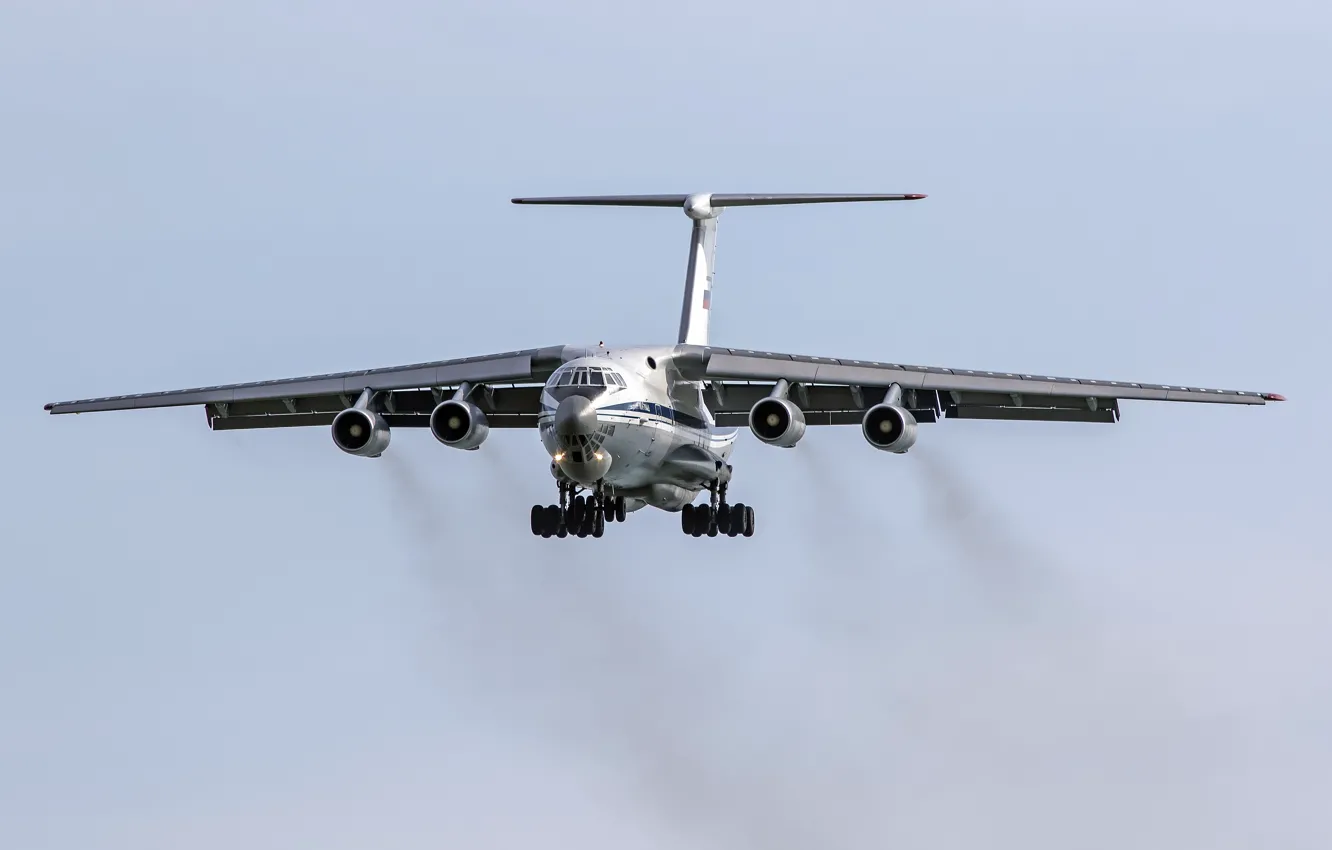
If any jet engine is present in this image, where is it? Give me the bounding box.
[861,403,917,453]
[331,407,391,457]
[429,399,490,450]
[748,397,806,448]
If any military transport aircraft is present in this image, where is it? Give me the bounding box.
[46,193,1284,540]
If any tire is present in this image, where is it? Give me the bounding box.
[691,506,709,537]
[531,505,543,535]
[716,504,731,529]
[707,517,718,537]
[615,497,626,523]
[681,504,695,534]
[593,511,605,538]
[728,503,745,537]
[743,505,755,537]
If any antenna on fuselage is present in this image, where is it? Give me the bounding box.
[511,193,927,347]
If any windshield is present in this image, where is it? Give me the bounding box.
[548,365,625,402]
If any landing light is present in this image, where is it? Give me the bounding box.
[593,451,605,461]
[553,451,566,462]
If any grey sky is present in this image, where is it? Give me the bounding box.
[2,1,1329,848]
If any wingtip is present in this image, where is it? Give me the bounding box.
[907,193,927,200]
[43,402,54,411]
[1263,393,1286,402]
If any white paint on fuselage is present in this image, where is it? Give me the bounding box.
[536,345,738,510]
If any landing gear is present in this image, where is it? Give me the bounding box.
[680,480,755,538]
[681,502,754,537]
[530,481,621,539]
[603,495,626,523]
[531,478,754,539]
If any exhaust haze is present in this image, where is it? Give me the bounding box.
[374,437,1322,849]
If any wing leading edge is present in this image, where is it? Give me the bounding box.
[686,346,1283,425]
[44,347,567,430]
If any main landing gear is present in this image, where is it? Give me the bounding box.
[530,481,626,539]
[681,480,755,538]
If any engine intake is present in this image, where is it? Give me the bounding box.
[430,400,489,450]
[748,397,806,448]
[862,404,917,453]
[331,407,391,457]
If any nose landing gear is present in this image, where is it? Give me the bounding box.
[530,481,626,539]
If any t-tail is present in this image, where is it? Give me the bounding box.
[511,192,927,347]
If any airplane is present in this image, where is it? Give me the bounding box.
[45,192,1284,540]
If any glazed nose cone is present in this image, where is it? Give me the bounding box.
[554,395,598,436]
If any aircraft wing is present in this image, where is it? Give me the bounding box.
[691,347,1284,426]
[44,347,565,430]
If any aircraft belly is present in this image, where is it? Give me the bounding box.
[602,418,664,489]
[544,399,733,504]
[606,420,727,493]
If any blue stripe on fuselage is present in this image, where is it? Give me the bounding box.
[599,401,710,430]
[539,400,712,431]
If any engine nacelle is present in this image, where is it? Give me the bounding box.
[429,400,489,450]
[862,404,918,453]
[331,407,391,457]
[748,397,807,448]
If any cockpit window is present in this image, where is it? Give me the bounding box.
[549,364,624,401]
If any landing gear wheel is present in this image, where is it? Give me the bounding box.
[593,511,605,538]
[743,505,755,537]
[726,503,744,537]
[692,505,710,537]
[614,497,626,523]
[681,504,695,534]
[531,505,544,535]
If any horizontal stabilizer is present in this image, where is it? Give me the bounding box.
[511,193,926,207]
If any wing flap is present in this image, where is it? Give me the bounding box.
[706,379,1118,427]
[713,409,941,427]
[206,386,544,431]
[948,405,1119,424]
[208,412,540,431]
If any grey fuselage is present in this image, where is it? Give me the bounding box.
[537,344,738,512]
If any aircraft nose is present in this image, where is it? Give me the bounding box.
[554,395,598,436]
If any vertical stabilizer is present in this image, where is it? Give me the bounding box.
[678,194,719,346]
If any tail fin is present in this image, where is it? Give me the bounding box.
[511,193,927,346]
[679,198,719,345]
